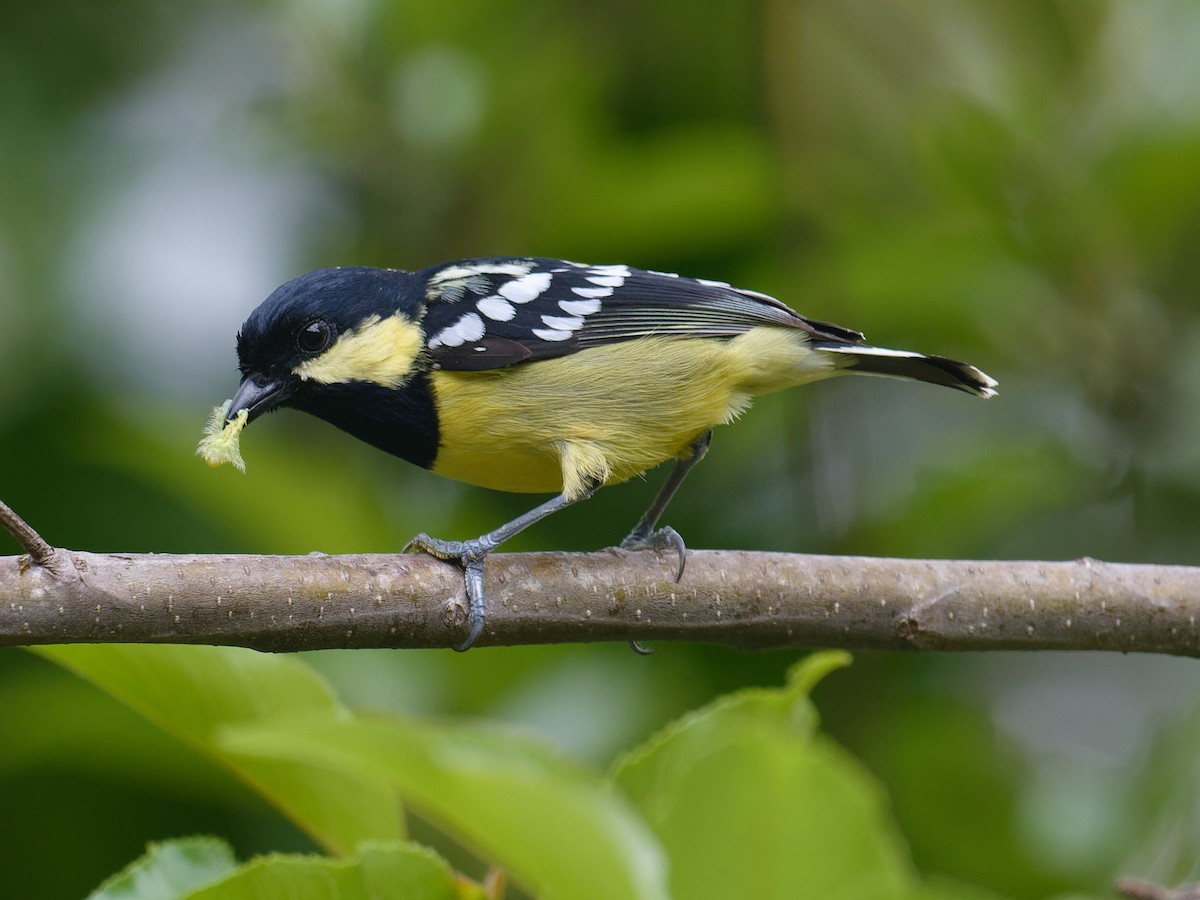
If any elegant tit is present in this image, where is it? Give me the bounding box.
[200,257,996,649]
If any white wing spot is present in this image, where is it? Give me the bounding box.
[696,278,731,288]
[586,275,625,288]
[476,295,516,321]
[648,270,679,278]
[588,264,631,277]
[499,271,553,303]
[540,314,584,330]
[571,286,613,299]
[457,312,485,340]
[532,328,574,341]
[430,311,486,348]
[559,298,602,316]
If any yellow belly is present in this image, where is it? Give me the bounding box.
[429,329,836,496]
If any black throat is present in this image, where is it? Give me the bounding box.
[293,373,440,470]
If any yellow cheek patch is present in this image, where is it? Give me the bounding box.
[196,401,249,472]
[292,313,423,388]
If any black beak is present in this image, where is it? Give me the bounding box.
[228,375,290,424]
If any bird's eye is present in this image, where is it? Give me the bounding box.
[297,319,333,354]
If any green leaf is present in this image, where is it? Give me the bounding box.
[182,842,460,900]
[89,839,463,900]
[88,837,236,900]
[611,652,919,900]
[33,645,403,855]
[221,713,670,900]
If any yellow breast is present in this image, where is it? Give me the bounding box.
[429,329,836,496]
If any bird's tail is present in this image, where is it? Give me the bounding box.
[813,342,998,398]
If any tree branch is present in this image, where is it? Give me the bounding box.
[0,500,60,572]
[2,531,1199,653]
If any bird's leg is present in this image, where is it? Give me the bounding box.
[406,480,600,651]
[621,430,712,581]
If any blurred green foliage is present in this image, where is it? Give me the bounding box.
[55,646,1003,899]
[3,0,1200,896]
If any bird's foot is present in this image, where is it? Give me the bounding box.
[620,526,687,582]
[404,532,495,651]
[619,526,688,656]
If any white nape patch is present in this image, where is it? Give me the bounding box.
[571,286,612,299]
[559,298,601,316]
[696,278,731,288]
[476,294,516,321]
[586,275,624,288]
[648,270,680,278]
[499,271,553,303]
[532,327,574,341]
[429,311,486,348]
[540,314,584,330]
[474,261,534,276]
[429,264,481,284]
[431,261,532,283]
[588,264,630,277]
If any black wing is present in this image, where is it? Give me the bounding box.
[417,257,865,371]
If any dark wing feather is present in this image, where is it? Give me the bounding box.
[418,257,864,371]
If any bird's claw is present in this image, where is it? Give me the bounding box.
[620,526,688,656]
[459,555,486,651]
[404,533,490,651]
[621,526,687,582]
[404,532,462,559]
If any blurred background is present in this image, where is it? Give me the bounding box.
[3,0,1200,896]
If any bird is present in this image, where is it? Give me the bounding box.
[207,257,997,651]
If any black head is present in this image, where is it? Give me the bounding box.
[227,266,420,423]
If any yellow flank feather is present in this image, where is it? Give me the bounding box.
[196,402,250,472]
[293,313,424,388]
[430,328,837,495]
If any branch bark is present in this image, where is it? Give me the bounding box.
[2,540,1199,654]
[0,500,60,572]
